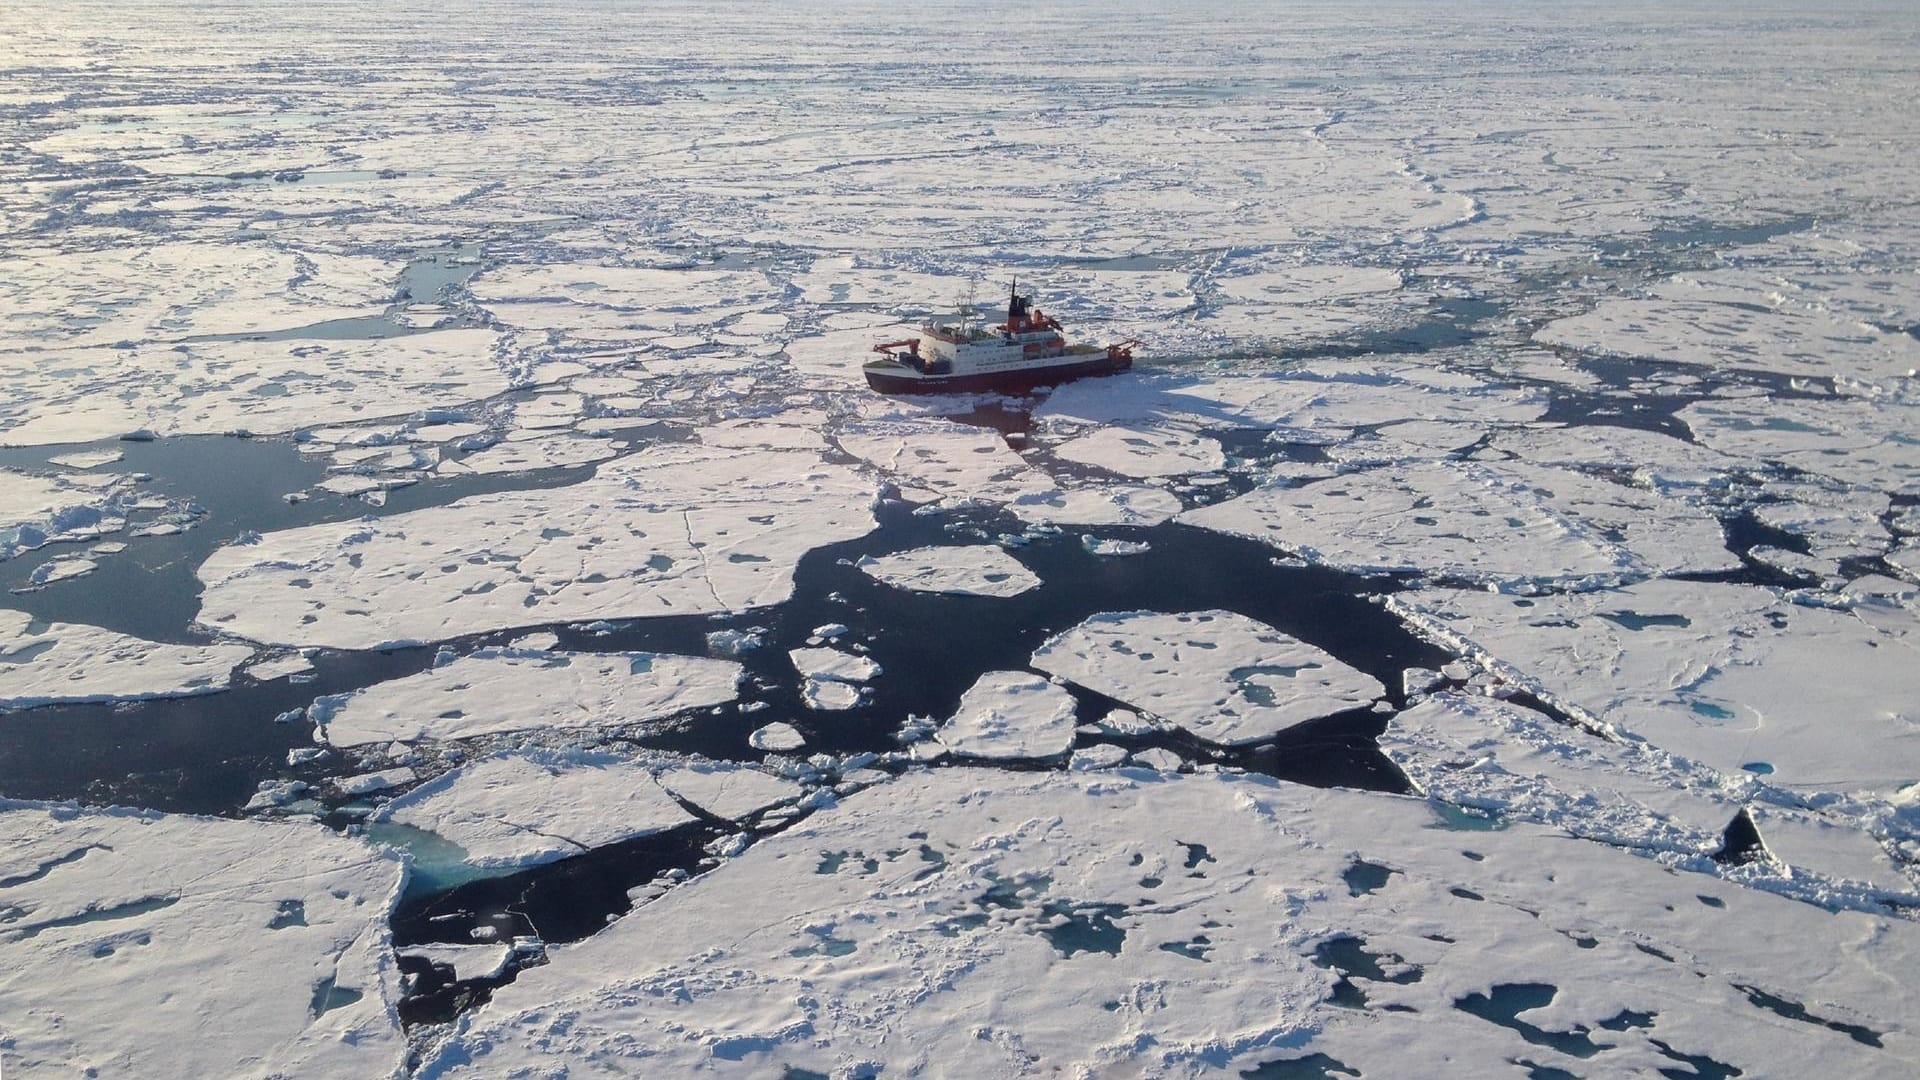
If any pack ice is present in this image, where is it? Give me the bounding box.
[1390,579,1920,795]
[0,803,406,1078]
[196,438,878,649]
[0,609,253,711]
[310,647,742,747]
[420,768,1920,1078]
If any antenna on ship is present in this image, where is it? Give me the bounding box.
[958,273,982,337]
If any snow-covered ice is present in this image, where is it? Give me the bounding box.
[1031,610,1385,745]
[1181,459,1735,587]
[936,671,1078,760]
[197,440,878,648]
[0,802,406,1078]
[1390,580,1920,795]
[311,647,742,747]
[378,751,696,869]
[855,544,1041,598]
[0,609,252,710]
[422,767,1920,1079]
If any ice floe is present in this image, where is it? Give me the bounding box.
[1390,580,1920,795]
[310,647,741,747]
[0,330,516,446]
[790,646,878,712]
[1181,459,1735,587]
[196,439,878,648]
[936,671,1078,760]
[1053,424,1226,478]
[0,610,252,711]
[423,767,1920,1078]
[855,544,1040,598]
[654,760,804,821]
[1680,395,1920,496]
[378,752,695,869]
[0,803,405,1078]
[1030,610,1384,745]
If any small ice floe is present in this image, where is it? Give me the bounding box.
[46,448,124,469]
[705,628,764,657]
[0,609,253,710]
[0,803,406,1076]
[334,767,417,796]
[935,671,1077,760]
[400,943,515,984]
[376,751,695,869]
[1080,534,1151,557]
[1069,743,1129,771]
[1129,747,1185,772]
[855,544,1041,598]
[791,646,879,711]
[243,652,316,682]
[1032,610,1384,745]
[309,648,742,747]
[749,721,806,752]
[23,556,97,587]
[1,470,144,560]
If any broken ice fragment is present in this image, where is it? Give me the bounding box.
[1032,610,1384,745]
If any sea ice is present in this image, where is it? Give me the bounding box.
[1390,580,1920,794]
[1680,395,1920,496]
[311,647,741,747]
[378,752,696,869]
[655,761,805,821]
[1030,610,1384,745]
[0,610,252,711]
[1052,424,1227,478]
[196,439,878,648]
[422,767,1920,1079]
[1180,458,1734,586]
[748,722,806,753]
[855,544,1040,598]
[0,803,406,1078]
[936,671,1078,760]
[0,330,517,446]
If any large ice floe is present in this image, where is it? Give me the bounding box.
[1379,691,1917,907]
[197,437,878,648]
[1679,394,1920,496]
[421,767,1920,1078]
[0,609,253,710]
[1031,610,1384,745]
[0,803,406,1078]
[1389,580,1920,795]
[310,647,742,747]
[1181,459,1736,587]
